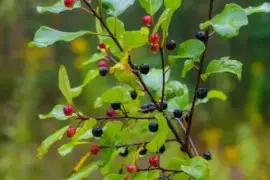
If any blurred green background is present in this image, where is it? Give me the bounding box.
[0,0,270,179]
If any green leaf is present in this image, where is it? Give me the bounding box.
[167,157,188,170]
[153,9,173,33]
[133,170,160,180]
[174,39,205,59]
[37,125,69,159]
[115,69,138,89]
[196,90,227,106]
[107,17,125,39]
[200,4,248,38]
[120,27,149,51]
[146,113,169,152]
[103,174,126,180]
[165,81,189,100]
[29,26,90,48]
[71,70,99,98]
[67,161,103,180]
[101,149,120,175]
[245,3,270,15]
[83,53,106,66]
[168,95,189,112]
[58,143,75,157]
[201,57,243,81]
[182,59,197,77]
[143,68,170,92]
[94,97,103,108]
[101,86,132,104]
[181,157,209,180]
[59,65,73,104]
[138,0,163,15]
[164,0,182,9]
[39,105,74,120]
[102,0,135,16]
[37,0,81,14]
[102,122,123,144]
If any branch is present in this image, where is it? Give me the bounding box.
[184,0,215,151]
[138,167,183,173]
[76,113,156,121]
[160,48,166,111]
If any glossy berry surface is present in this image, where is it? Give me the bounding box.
[92,127,103,137]
[130,90,137,100]
[99,67,109,76]
[184,112,191,122]
[159,145,166,154]
[99,60,108,67]
[127,164,137,173]
[196,31,208,42]
[197,88,208,99]
[119,147,129,157]
[67,127,76,137]
[63,104,74,116]
[111,103,121,110]
[148,121,158,132]
[166,40,176,50]
[90,145,101,155]
[131,63,138,70]
[107,108,116,117]
[203,152,212,160]
[162,101,168,110]
[139,148,148,155]
[173,109,183,118]
[150,43,160,53]
[98,42,106,49]
[142,15,153,25]
[149,33,160,44]
[64,0,75,8]
[140,63,150,75]
[149,156,159,167]
[147,102,156,112]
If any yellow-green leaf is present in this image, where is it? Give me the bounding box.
[59,65,73,104]
[37,0,81,14]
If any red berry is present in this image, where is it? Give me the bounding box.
[98,42,106,49]
[149,156,159,167]
[99,60,108,67]
[64,0,75,8]
[150,43,160,53]
[107,108,116,118]
[67,127,76,137]
[127,164,137,173]
[149,33,160,44]
[90,145,101,155]
[63,105,74,116]
[125,177,132,180]
[142,15,153,25]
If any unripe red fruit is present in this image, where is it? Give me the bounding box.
[99,60,108,67]
[142,15,153,25]
[98,42,106,49]
[67,127,76,137]
[90,145,101,155]
[63,105,74,116]
[149,33,160,44]
[64,0,75,8]
[150,43,160,53]
[107,108,116,118]
[127,164,137,173]
[149,156,159,167]
[125,177,132,180]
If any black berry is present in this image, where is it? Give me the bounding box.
[131,63,139,70]
[173,109,182,118]
[184,112,191,122]
[130,90,137,100]
[111,103,121,110]
[160,175,169,180]
[197,88,208,99]
[99,67,109,76]
[148,121,158,132]
[139,148,148,156]
[161,101,168,110]
[119,147,129,157]
[147,102,156,112]
[196,31,208,42]
[203,152,212,160]
[166,40,176,50]
[92,127,103,137]
[159,145,166,154]
[140,64,150,75]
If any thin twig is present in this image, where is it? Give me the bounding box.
[138,167,183,173]
[160,48,166,111]
[184,0,214,151]
[80,6,93,15]
[76,113,156,121]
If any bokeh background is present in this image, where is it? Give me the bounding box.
[0,0,270,179]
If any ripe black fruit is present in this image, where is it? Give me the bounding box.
[166,40,176,50]
[159,145,166,154]
[196,31,208,42]
[99,67,109,76]
[130,90,137,100]
[147,102,156,112]
[162,101,168,110]
[148,121,158,132]
[92,127,103,137]
[111,103,121,110]
[131,63,139,70]
[139,148,148,155]
[173,109,182,118]
[160,175,169,180]
[197,88,208,99]
[119,147,129,157]
[140,63,150,75]
[203,152,212,160]
[184,112,191,122]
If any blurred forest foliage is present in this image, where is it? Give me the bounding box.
[0,0,269,179]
